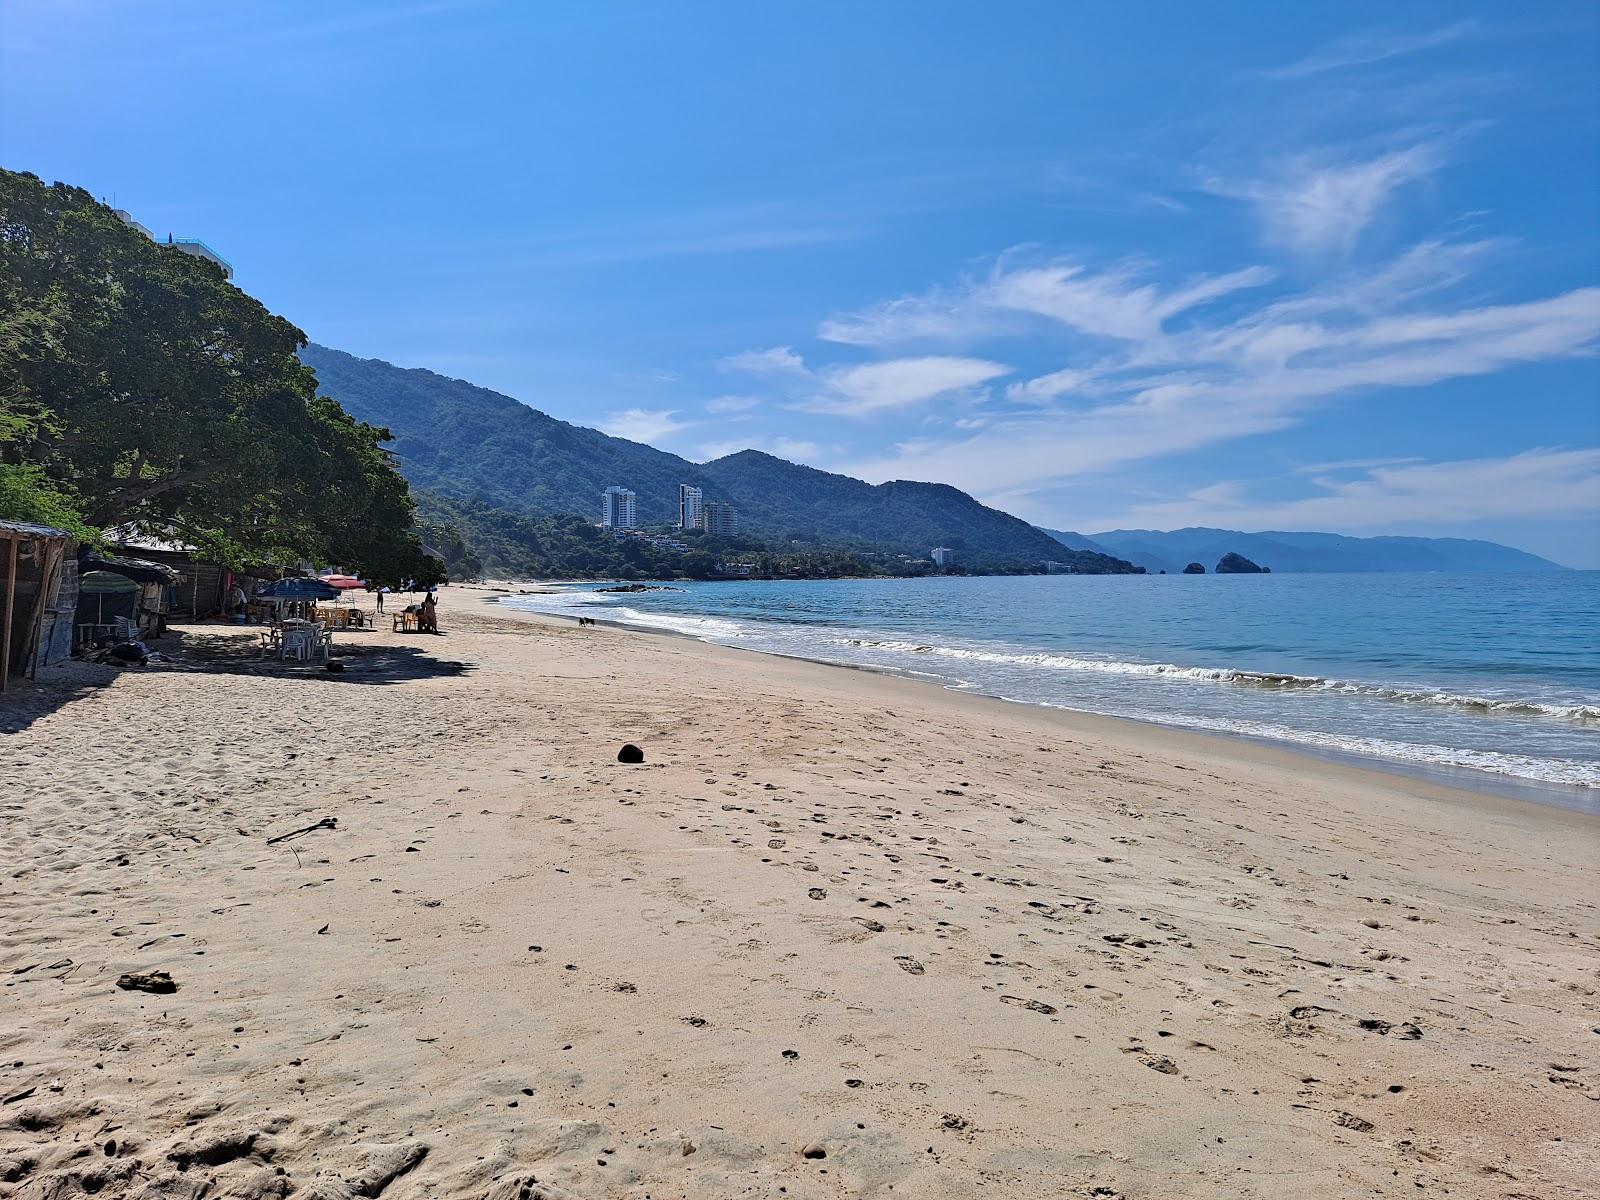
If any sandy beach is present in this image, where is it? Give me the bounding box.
[2,589,1596,1200]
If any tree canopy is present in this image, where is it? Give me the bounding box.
[0,169,442,585]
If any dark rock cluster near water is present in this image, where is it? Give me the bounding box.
[1216,552,1270,574]
[1182,562,1205,574]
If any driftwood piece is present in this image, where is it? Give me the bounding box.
[266,816,338,845]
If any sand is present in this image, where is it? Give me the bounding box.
[2,589,1596,1199]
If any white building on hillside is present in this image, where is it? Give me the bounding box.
[932,547,955,566]
[114,210,234,280]
[601,486,637,529]
[678,484,703,529]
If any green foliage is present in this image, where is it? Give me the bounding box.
[0,462,96,539]
[0,169,441,585]
[299,345,1140,574]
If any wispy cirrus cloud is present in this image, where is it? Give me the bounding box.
[704,395,761,414]
[819,261,1274,346]
[804,356,1011,416]
[599,408,695,444]
[829,242,1600,497]
[1210,145,1443,258]
[1080,448,1600,533]
[717,346,809,375]
[1268,20,1480,79]
[719,345,1011,418]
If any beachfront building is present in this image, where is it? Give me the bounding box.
[698,501,737,537]
[601,486,637,529]
[678,484,703,529]
[932,547,955,566]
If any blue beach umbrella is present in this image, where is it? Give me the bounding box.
[255,578,341,600]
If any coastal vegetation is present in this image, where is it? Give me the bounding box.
[0,170,442,585]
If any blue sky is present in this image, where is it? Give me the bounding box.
[5,2,1598,564]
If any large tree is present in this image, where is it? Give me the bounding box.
[0,169,442,584]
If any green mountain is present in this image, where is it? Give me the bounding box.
[301,345,1138,573]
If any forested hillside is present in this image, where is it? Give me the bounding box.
[301,346,1139,573]
[0,172,439,585]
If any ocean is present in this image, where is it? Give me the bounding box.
[499,572,1600,811]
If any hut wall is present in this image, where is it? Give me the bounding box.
[37,555,78,671]
[0,527,74,683]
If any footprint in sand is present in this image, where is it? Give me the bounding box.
[808,887,827,900]
[1000,995,1057,1015]
[894,956,925,975]
[1121,1046,1180,1074]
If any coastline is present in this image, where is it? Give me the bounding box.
[482,586,1600,815]
[3,590,1595,1199]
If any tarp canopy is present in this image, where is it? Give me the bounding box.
[80,551,179,585]
[255,577,340,600]
[79,570,141,594]
[319,574,365,590]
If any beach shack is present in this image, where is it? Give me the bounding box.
[74,550,180,645]
[0,519,76,692]
[108,532,302,618]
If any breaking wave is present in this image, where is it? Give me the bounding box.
[839,640,1600,724]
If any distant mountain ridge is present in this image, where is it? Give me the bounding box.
[1041,527,1566,574]
[301,345,1137,572]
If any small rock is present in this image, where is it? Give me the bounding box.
[617,744,644,764]
[116,971,177,994]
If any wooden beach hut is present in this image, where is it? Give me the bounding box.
[74,550,180,643]
[0,520,76,692]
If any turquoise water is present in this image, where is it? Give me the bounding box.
[501,573,1600,808]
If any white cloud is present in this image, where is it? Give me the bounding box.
[819,260,1274,347]
[705,395,760,413]
[599,408,694,444]
[696,439,754,461]
[772,437,822,460]
[1268,20,1480,79]
[1216,146,1442,258]
[803,356,1011,416]
[838,269,1600,496]
[718,346,809,375]
[1004,367,1095,405]
[819,288,1002,346]
[987,264,1275,340]
[1083,449,1600,532]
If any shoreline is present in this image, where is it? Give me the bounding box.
[6,593,1595,1199]
[478,588,1600,816]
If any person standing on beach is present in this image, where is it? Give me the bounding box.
[375,588,385,614]
[421,590,439,634]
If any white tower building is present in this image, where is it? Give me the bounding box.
[678,484,703,529]
[601,486,637,529]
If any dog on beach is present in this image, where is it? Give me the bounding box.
[577,616,596,627]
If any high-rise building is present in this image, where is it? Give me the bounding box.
[698,501,737,537]
[931,547,955,566]
[677,484,703,529]
[601,486,637,529]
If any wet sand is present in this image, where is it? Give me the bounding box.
[2,592,1595,1199]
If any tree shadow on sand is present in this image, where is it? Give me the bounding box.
[1,625,474,734]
